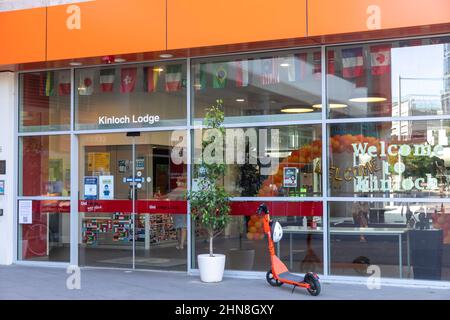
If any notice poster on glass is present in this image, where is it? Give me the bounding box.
[283,167,298,188]
[19,200,32,224]
[99,175,114,200]
[84,176,98,200]
[87,152,110,173]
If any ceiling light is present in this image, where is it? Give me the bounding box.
[69,62,82,66]
[349,96,387,103]
[154,67,164,72]
[114,58,126,63]
[313,103,348,109]
[159,53,174,59]
[280,63,290,67]
[280,107,314,113]
[236,98,245,102]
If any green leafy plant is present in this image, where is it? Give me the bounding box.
[188,99,231,257]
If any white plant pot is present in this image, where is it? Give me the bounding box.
[197,254,226,283]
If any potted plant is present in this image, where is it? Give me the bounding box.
[188,99,231,282]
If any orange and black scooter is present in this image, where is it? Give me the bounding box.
[257,203,321,296]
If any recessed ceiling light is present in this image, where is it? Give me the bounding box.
[281,107,314,113]
[154,67,164,72]
[69,62,82,66]
[160,53,174,59]
[349,96,387,103]
[280,63,290,67]
[236,98,245,102]
[114,58,126,63]
[313,103,348,109]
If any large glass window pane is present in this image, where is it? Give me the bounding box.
[19,135,71,197]
[18,200,70,262]
[329,120,450,198]
[329,201,450,281]
[192,49,322,125]
[19,70,71,132]
[75,62,187,130]
[327,36,450,119]
[192,201,323,273]
[193,124,322,197]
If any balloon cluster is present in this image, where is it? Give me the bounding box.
[246,215,265,241]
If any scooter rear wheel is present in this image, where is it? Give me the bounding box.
[266,270,283,287]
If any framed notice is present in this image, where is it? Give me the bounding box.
[99,175,114,200]
[87,152,110,173]
[19,200,33,224]
[84,176,98,200]
[283,167,298,188]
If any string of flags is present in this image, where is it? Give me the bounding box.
[37,37,448,97]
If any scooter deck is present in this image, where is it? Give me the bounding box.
[278,272,305,283]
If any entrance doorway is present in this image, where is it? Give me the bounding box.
[78,132,187,271]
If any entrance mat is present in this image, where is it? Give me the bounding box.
[99,257,186,268]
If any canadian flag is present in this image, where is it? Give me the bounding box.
[120,67,137,93]
[370,45,391,75]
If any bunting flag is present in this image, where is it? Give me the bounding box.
[145,67,160,92]
[213,62,228,88]
[40,71,55,97]
[193,63,207,90]
[295,52,308,80]
[342,47,364,78]
[261,57,280,85]
[234,59,249,87]
[279,55,296,82]
[313,51,322,79]
[78,69,95,95]
[120,67,137,93]
[370,44,391,75]
[327,50,335,75]
[99,69,115,92]
[165,64,182,92]
[58,70,71,96]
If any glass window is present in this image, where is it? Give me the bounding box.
[192,49,322,125]
[327,36,450,119]
[329,120,450,198]
[75,62,187,130]
[329,201,449,281]
[192,201,323,273]
[19,135,71,197]
[19,70,71,132]
[193,124,322,197]
[18,200,70,262]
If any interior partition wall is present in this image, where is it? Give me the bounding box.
[15,34,450,285]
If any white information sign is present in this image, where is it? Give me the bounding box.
[19,200,33,224]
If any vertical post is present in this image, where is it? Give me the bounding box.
[132,136,136,270]
[186,58,193,271]
[321,45,329,277]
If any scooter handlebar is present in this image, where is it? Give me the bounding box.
[257,203,269,215]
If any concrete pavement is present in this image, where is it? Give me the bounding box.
[0,265,449,300]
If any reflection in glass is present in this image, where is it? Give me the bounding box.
[192,49,322,124]
[327,37,450,118]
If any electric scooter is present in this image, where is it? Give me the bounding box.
[256,203,321,296]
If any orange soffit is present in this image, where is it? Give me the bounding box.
[167,0,308,50]
[0,8,46,65]
[46,0,166,61]
[308,0,450,36]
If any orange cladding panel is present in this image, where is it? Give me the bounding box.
[308,0,450,36]
[0,8,46,64]
[167,0,307,50]
[47,0,166,61]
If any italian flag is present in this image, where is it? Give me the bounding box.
[100,69,115,92]
[58,70,71,96]
[165,65,182,92]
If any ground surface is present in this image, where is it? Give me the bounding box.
[0,265,449,300]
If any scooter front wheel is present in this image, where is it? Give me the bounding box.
[266,270,283,287]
